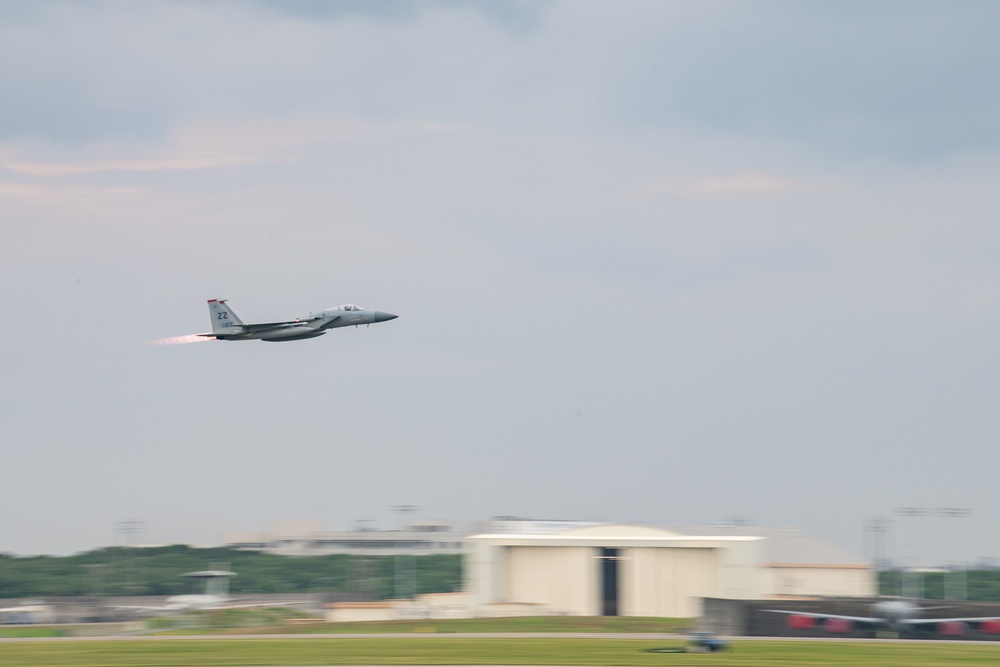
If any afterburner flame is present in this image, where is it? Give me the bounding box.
[148,334,215,345]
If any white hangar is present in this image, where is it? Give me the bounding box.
[465,524,874,618]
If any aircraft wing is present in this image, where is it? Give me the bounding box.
[214,600,308,609]
[193,319,305,338]
[314,315,343,330]
[109,603,171,612]
[192,320,302,338]
[232,320,303,332]
[763,609,883,624]
[905,615,1000,626]
[234,315,342,332]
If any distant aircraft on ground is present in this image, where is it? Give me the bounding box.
[114,570,303,614]
[0,603,52,624]
[198,299,398,342]
[765,598,1000,637]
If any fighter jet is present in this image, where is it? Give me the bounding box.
[197,299,398,342]
[765,598,1000,637]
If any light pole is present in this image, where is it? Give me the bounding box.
[864,517,892,596]
[117,519,145,595]
[939,508,972,600]
[393,505,418,599]
[863,518,892,570]
[894,507,927,599]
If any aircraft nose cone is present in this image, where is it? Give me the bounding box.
[373,311,398,323]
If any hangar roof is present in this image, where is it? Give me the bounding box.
[468,523,866,568]
[558,524,684,538]
[469,523,762,549]
[664,525,865,567]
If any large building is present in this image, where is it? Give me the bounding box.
[465,523,874,618]
[666,524,873,600]
[225,518,596,557]
[225,517,874,620]
[225,519,469,557]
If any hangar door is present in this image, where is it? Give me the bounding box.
[505,546,597,615]
[597,548,621,616]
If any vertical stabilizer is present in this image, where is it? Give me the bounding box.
[181,569,235,598]
[208,299,244,334]
[205,574,231,597]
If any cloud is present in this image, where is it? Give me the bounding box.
[0,180,140,199]
[0,182,45,197]
[0,1,544,143]
[633,170,822,198]
[0,117,463,177]
[240,0,549,32]
[7,1,998,163]
[4,1,1000,558]
[4,155,262,178]
[612,2,1000,159]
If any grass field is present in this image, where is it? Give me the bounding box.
[201,615,693,635]
[0,625,65,638]
[0,637,998,667]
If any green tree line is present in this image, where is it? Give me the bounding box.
[8,550,998,603]
[877,570,1000,601]
[0,546,461,599]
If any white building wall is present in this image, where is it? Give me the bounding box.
[621,547,655,617]
[325,604,399,622]
[765,565,875,598]
[620,547,721,618]
[466,526,873,619]
[719,536,767,600]
[506,546,597,615]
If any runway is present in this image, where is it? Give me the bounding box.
[2,632,999,644]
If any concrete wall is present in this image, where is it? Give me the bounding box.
[699,598,748,636]
[480,602,554,618]
[325,603,399,623]
[764,565,874,598]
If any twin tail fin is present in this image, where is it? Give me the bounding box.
[207,299,244,335]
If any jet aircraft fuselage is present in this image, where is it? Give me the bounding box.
[766,598,1000,637]
[200,300,397,342]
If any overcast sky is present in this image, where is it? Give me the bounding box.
[2,1,999,565]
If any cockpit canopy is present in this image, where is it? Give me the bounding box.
[333,304,363,311]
